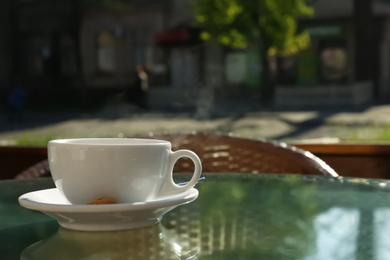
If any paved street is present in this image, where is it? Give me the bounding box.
[1,101,390,145]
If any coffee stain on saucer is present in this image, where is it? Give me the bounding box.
[87,198,118,205]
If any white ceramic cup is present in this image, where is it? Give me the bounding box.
[48,138,202,205]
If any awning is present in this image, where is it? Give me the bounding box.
[154,27,200,46]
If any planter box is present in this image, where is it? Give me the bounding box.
[297,144,390,179]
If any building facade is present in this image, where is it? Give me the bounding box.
[2,0,390,110]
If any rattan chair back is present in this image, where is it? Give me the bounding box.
[139,132,338,177]
[15,132,338,179]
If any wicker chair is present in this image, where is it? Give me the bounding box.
[15,159,50,179]
[15,132,338,179]
[138,132,338,177]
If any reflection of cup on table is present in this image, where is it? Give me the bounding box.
[21,224,200,260]
[48,138,202,205]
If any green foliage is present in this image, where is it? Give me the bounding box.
[194,0,314,55]
[344,124,390,144]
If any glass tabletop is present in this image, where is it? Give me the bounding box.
[2,173,390,260]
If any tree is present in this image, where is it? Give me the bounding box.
[193,0,314,107]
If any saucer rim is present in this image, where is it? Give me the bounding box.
[18,188,198,213]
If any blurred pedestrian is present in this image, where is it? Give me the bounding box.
[127,65,149,110]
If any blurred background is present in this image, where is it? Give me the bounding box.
[1,0,390,146]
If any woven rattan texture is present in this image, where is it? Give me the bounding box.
[141,132,338,177]
[15,132,338,179]
[16,159,50,179]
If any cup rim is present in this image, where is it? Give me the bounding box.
[48,138,171,146]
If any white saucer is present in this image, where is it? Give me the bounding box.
[18,188,198,231]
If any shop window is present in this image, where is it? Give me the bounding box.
[319,39,348,83]
[96,29,118,75]
[23,34,63,86]
[132,29,171,87]
[283,38,349,87]
[170,48,199,88]
[151,47,170,86]
[133,29,151,67]
[225,50,262,88]
[225,52,247,84]
[296,48,320,86]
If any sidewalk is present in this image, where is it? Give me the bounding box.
[1,101,390,145]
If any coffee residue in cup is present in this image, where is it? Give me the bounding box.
[87,198,118,205]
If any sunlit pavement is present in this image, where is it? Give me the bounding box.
[1,103,390,145]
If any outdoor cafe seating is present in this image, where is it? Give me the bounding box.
[2,133,390,259]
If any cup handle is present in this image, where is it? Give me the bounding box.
[157,149,202,198]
